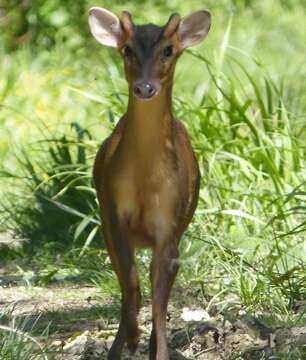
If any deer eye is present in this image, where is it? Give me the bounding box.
[123,46,133,57]
[163,45,173,57]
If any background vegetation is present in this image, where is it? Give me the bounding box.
[0,0,305,358]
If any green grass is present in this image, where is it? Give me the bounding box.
[0,0,306,358]
[0,310,49,360]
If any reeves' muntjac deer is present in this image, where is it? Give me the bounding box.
[88,7,211,360]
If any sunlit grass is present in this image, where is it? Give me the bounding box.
[0,309,49,360]
[0,1,305,357]
[2,48,304,313]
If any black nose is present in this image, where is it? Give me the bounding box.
[133,82,156,99]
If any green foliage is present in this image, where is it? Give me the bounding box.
[1,0,306,50]
[0,0,87,50]
[2,47,304,315]
[1,124,100,255]
[0,310,49,360]
[0,2,305,355]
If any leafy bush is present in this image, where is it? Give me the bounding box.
[0,0,87,50]
[1,0,306,50]
[1,123,100,255]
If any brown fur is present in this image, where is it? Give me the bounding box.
[93,14,202,360]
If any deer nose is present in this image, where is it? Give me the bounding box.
[133,82,156,99]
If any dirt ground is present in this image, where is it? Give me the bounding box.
[0,274,305,360]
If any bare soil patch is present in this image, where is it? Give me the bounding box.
[0,276,305,359]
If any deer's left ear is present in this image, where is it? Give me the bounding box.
[178,10,211,49]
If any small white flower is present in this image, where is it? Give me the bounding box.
[223,276,232,285]
[181,307,210,322]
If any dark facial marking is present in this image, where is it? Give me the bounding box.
[132,24,164,61]
[122,20,179,97]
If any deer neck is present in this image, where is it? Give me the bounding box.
[122,84,174,158]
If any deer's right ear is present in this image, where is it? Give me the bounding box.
[88,7,123,48]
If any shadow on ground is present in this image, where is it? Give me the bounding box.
[0,281,305,359]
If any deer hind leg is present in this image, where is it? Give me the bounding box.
[149,241,179,360]
[103,220,141,360]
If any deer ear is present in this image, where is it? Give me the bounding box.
[164,13,181,38]
[178,10,211,49]
[88,7,123,48]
